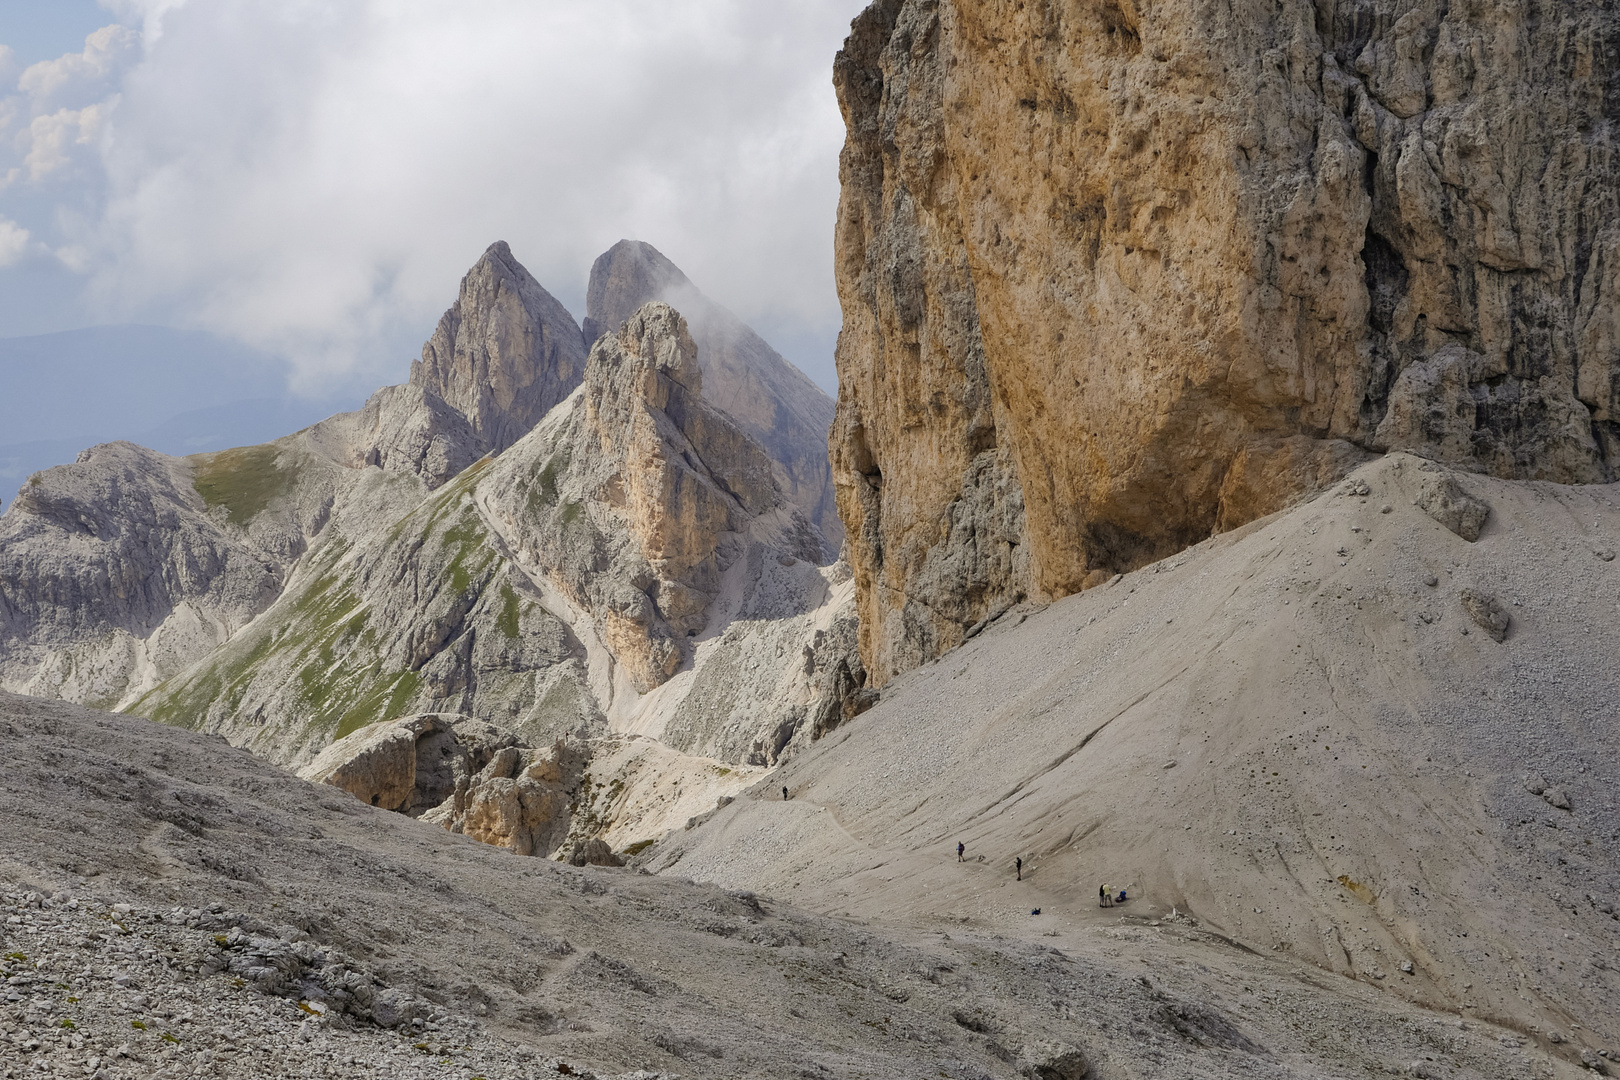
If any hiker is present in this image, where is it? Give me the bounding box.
[957,842,965,862]
[783,786,789,801]
[1016,856,1023,881]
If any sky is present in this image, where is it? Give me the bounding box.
[0,0,870,398]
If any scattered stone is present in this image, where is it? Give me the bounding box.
[1598,549,1616,562]
[1423,574,1439,587]
[1416,477,1490,541]
[1526,776,1549,796]
[1543,787,1573,812]
[1400,961,1414,974]
[1459,590,1510,642]
[1018,1040,1090,1080]
[566,838,625,867]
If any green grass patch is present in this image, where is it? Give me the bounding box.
[191,444,301,525]
[334,670,423,739]
[621,838,656,857]
[497,583,523,639]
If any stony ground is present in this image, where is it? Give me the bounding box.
[0,684,1602,1079]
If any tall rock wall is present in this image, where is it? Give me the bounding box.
[833,0,1620,683]
[585,240,843,550]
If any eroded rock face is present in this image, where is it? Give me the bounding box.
[584,240,841,550]
[833,0,1620,682]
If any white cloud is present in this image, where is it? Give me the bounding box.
[17,25,138,107]
[19,0,871,393]
[23,102,110,180]
[0,216,30,267]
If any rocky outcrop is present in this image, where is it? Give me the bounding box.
[296,713,526,813]
[832,0,1620,683]
[585,240,841,550]
[0,442,287,708]
[298,712,584,857]
[412,241,588,459]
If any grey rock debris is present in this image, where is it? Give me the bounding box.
[1459,589,1510,642]
[1417,477,1491,542]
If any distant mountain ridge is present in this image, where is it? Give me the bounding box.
[0,241,858,860]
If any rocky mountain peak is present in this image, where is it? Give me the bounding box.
[411,240,587,458]
[583,239,841,548]
[582,240,688,348]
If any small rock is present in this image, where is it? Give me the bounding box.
[1525,775,1548,796]
[1416,476,1490,541]
[1423,574,1438,587]
[1548,1030,1565,1044]
[1162,761,1177,770]
[1018,1039,1090,1080]
[1459,589,1510,642]
[1381,504,1393,514]
[1400,961,1414,974]
[1598,549,1616,562]
[1543,787,1573,812]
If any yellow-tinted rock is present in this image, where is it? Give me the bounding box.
[833,0,1620,683]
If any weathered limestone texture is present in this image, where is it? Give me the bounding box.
[585,240,842,550]
[833,0,1620,682]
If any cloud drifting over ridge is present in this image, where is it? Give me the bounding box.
[0,0,868,392]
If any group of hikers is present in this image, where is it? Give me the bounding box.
[953,842,1126,905]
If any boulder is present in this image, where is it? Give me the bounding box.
[1417,478,1491,542]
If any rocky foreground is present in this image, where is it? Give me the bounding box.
[0,689,1602,1079]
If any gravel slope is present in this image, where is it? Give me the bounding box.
[1,679,1591,1079]
[652,453,1620,1075]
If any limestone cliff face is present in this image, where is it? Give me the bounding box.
[412,240,588,460]
[585,240,842,550]
[834,0,1620,683]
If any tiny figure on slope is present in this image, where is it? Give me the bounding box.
[783,786,789,801]
[1016,856,1023,881]
[1099,884,1111,908]
[957,841,965,862]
